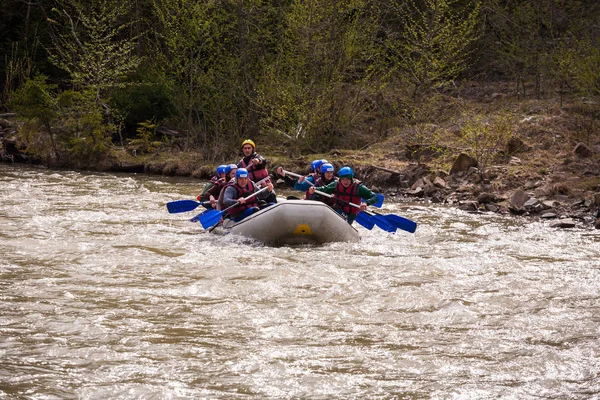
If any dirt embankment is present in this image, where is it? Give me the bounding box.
[2,93,600,229]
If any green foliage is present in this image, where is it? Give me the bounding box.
[558,38,600,98]
[151,0,244,154]
[9,75,112,166]
[128,120,160,154]
[4,0,600,167]
[108,75,176,136]
[9,74,57,124]
[454,111,515,175]
[380,0,481,99]
[257,0,382,154]
[2,41,37,110]
[55,89,112,167]
[478,0,600,100]
[8,74,59,161]
[47,0,143,95]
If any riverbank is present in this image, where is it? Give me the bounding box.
[2,91,599,229]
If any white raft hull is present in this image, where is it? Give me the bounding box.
[216,200,360,246]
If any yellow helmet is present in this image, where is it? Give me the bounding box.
[241,139,256,150]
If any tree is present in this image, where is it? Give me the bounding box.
[46,0,143,99]
[256,0,383,153]
[9,74,113,167]
[9,74,59,162]
[151,0,244,154]
[379,0,481,99]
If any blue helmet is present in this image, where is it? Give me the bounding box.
[236,168,249,179]
[320,163,334,174]
[310,159,328,173]
[216,164,227,175]
[338,166,354,180]
[225,164,238,175]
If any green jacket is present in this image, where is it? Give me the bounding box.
[314,180,379,206]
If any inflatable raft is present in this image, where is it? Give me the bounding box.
[213,200,360,246]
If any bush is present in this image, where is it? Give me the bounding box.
[108,79,175,137]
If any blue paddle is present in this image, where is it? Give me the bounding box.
[166,199,211,213]
[198,187,270,229]
[372,211,417,233]
[280,169,392,231]
[355,211,376,230]
[313,190,395,232]
[281,169,385,208]
[314,189,418,233]
[373,193,384,208]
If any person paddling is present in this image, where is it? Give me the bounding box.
[238,139,277,203]
[238,139,268,181]
[308,166,379,225]
[197,164,227,209]
[309,162,338,205]
[224,163,238,182]
[275,159,327,190]
[294,159,328,192]
[221,168,274,222]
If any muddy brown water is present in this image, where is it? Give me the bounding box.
[1,164,599,399]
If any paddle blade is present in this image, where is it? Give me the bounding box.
[379,213,417,233]
[199,209,224,229]
[355,212,375,230]
[166,199,201,213]
[189,210,208,223]
[371,214,396,232]
[362,193,384,208]
[374,193,384,208]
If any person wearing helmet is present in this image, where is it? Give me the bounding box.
[224,163,238,181]
[238,139,269,182]
[200,163,239,211]
[311,159,328,174]
[308,166,379,225]
[298,160,337,203]
[295,159,328,187]
[220,167,274,222]
[310,162,338,205]
[292,161,336,201]
[273,158,329,192]
[197,164,228,209]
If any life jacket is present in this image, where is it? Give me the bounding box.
[310,176,338,206]
[219,180,259,217]
[200,178,226,202]
[196,175,226,201]
[315,175,336,187]
[240,153,269,181]
[333,181,361,215]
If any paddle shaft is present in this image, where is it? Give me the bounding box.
[283,169,416,233]
[283,168,370,208]
[282,169,309,182]
[254,175,272,188]
[221,186,270,213]
[199,186,271,229]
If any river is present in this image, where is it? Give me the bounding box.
[1,164,599,399]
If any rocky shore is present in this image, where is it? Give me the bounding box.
[346,150,600,230]
[2,114,599,230]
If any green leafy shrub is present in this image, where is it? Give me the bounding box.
[108,79,175,137]
[455,112,516,176]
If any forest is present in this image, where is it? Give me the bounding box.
[0,0,599,170]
